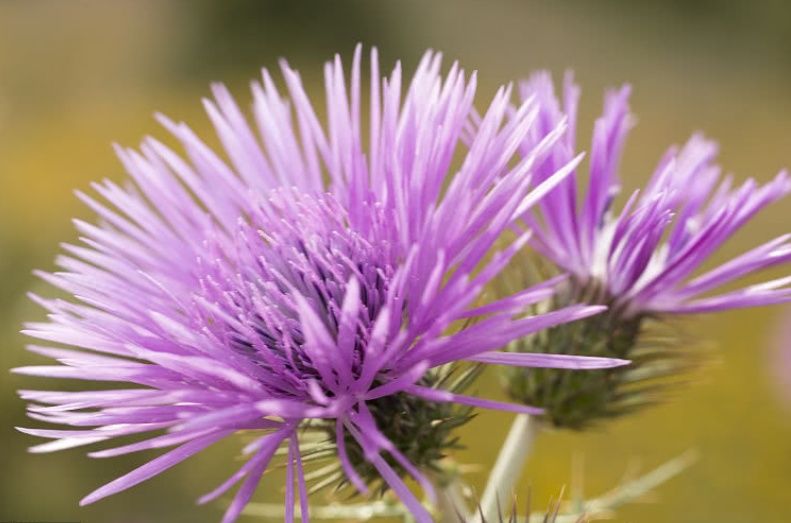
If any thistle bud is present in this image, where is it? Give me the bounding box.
[503,71,791,428]
[309,365,480,495]
[503,276,694,429]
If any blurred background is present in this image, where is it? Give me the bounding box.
[2,1,791,521]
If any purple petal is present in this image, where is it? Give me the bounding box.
[469,351,631,369]
[407,385,544,415]
[80,430,232,505]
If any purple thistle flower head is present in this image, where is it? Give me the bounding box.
[14,48,627,522]
[501,71,791,429]
[520,71,791,317]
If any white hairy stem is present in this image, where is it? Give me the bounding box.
[437,479,472,522]
[477,413,539,522]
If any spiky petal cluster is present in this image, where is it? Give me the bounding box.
[15,49,627,523]
[520,72,791,317]
[501,72,791,429]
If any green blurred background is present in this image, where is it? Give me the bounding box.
[2,1,791,521]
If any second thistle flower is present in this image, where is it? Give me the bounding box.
[504,72,791,428]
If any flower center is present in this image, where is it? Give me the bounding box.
[194,189,393,399]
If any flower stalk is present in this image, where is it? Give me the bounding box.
[478,414,540,521]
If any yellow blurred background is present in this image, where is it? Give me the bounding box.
[2,2,791,521]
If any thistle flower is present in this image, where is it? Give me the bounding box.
[503,71,791,428]
[14,49,627,522]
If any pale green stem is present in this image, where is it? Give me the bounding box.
[244,500,407,520]
[574,449,698,517]
[477,413,539,522]
[242,449,695,521]
[437,479,471,522]
[520,449,698,523]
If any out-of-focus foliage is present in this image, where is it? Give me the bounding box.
[2,2,791,522]
[177,2,400,79]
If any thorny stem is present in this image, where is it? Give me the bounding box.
[573,449,698,518]
[514,449,698,523]
[477,414,539,522]
[437,478,472,522]
[244,499,408,520]
[241,448,696,521]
